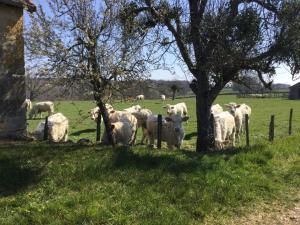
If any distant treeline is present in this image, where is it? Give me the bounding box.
[26,77,290,101]
[26,78,193,101]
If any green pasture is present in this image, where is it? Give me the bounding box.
[28,95,300,148]
[0,96,299,225]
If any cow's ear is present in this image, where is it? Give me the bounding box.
[165,117,173,122]
[182,116,189,122]
[110,110,115,114]
[111,124,115,130]
[235,104,241,108]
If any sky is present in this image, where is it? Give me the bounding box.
[24,1,300,85]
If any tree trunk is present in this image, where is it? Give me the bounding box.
[97,99,114,147]
[195,91,212,152]
[190,78,214,152]
[172,91,175,100]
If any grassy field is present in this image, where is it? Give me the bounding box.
[0,96,300,224]
[28,95,300,146]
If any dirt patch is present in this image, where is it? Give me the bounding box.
[229,194,300,225]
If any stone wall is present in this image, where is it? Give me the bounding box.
[0,3,26,138]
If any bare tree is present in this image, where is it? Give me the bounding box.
[25,0,159,145]
[123,0,300,151]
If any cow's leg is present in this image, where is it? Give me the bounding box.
[141,127,148,145]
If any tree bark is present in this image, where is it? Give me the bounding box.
[172,91,175,100]
[195,91,213,152]
[190,77,214,152]
[97,99,114,147]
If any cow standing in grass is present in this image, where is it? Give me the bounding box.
[29,101,54,119]
[146,114,189,150]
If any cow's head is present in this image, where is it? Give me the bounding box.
[165,114,189,133]
[163,104,175,115]
[224,104,241,116]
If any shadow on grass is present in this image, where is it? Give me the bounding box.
[0,157,41,197]
[70,128,96,136]
[0,142,92,196]
[95,143,269,175]
[184,132,198,140]
[101,146,245,175]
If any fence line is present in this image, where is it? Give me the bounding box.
[89,108,296,149]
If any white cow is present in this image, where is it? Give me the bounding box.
[160,95,166,101]
[211,104,223,115]
[164,102,188,116]
[224,104,243,141]
[108,110,138,144]
[31,113,69,142]
[29,101,54,119]
[101,121,135,146]
[146,114,189,150]
[213,111,236,150]
[89,103,114,121]
[123,105,142,113]
[132,108,152,144]
[136,94,145,100]
[226,103,251,132]
[22,98,32,112]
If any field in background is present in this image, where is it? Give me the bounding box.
[28,95,300,149]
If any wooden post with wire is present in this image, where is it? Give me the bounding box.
[43,116,48,141]
[269,115,275,142]
[157,114,162,149]
[245,114,250,146]
[288,108,293,135]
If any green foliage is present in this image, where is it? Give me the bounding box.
[232,8,261,51]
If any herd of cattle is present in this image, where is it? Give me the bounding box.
[22,96,251,150]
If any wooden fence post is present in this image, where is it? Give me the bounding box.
[157,114,162,149]
[289,108,293,135]
[269,115,275,142]
[245,114,250,146]
[43,116,48,141]
[210,114,215,147]
[96,109,101,142]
